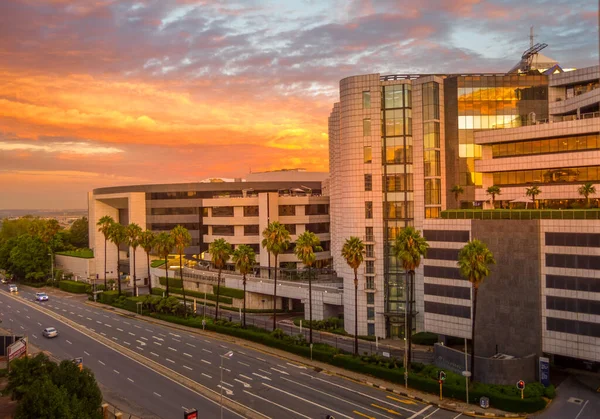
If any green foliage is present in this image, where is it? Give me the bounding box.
[99,290,120,305]
[68,217,89,248]
[392,226,429,271]
[8,353,102,419]
[159,276,183,288]
[232,244,257,276]
[58,280,89,294]
[341,236,364,271]
[21,281,45,288]
[411,332,439,346]
[7,234,50,281]
[544,384,556,399]
[212,285,244,299]
[56,249,94,258]
[151,259,166,268]
[293,317,344,332]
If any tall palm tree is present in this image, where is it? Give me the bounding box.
[526,185,542,209]
[209,238,233,321]
[171,225,191,317]
[392,226,429,369]
[97,216,115,289]
[486,185,501,208]
[458,240,495,381]
[261,222,291,330]
[294,231,323,345]
[578,182,597,208]
[154,232,174,296]
[126,223,143,297]
[341,236,365,355]
[450,185,464,207]
[139,230,156,295]
[107,223,127,296]
[232,245,257,328]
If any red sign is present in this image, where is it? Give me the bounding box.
[184,409,198,419]
[8,338,27,361]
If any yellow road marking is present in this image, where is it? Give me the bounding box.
[353,411,376,419]
[387,395,418,405]
[372,403,403,415]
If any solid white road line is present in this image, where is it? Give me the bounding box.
[262,383,353,419]
[243,390,311,419]
[202,373,212,379]
[408,405,432,419]
[452,414,463,419]
[575,400,589,419]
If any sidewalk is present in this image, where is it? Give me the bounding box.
[87,301,525,418]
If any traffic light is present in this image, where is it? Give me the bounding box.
[517,380,525,390]
[438,371,446,382]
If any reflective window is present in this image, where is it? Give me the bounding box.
[424,179,441,205]
[363,118,371,136]
[212,207,234,217]
[365,201,373,219]
[364,174,372,191]
[492,134,600,158]
[384,174,413,192]
[364,146,372,164]
[279,205,296,216]
[362,91,371,109]
[367,293,375,304]
[305,204,329,215]
[244,225,259,236]
[305,223,329,234]
[384,85,405,109]
[492,165,600,186]
[243,206,259,217]
[422,82,440,120]
[424,150,441,176]
[212,225,234,236]
[367,307,375,320]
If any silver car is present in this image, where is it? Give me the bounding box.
[8,284,17,293]
[42,327,58,338]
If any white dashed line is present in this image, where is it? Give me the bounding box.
[184,353,192,357]
[66,340,72,345]
[127,378,134,383]
[124,341,131,346]
[258,369,272,375]
[123,321,131,325]
[112,337,118,341]
[186,343,196,348]
[136,346,144,351]
[78,314,83,318]
[37,322,42,326]
[183,365,193,370]
[98,360,106,365]
[201,359,211,365]
[128,332,135,336]
[238,361,250,367]
[151,352,159,357]
[140,337,148,341]
[134,325,141,329]
[202,348,212,353]
[239,374,253,381]
[101,332,106,336]
[117,328,124,332]
[25,315,30,319]
[172,338,181,342]
[87,317,93,320]
[168,347,177,352]
[32,334,38,339]
[154,342,162,346]
[271,368,289,375]
[166,358,175,364]
[104,324,112,328]
[202,373,212,379]
[19,326,24,330]
[84,351,90,356]
[113,369,120,374]
[257,357,266,362]
[154,392,161,397]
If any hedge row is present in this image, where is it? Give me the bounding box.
[98,290,133,305]
[58,280,88,294]
[21,281,45,288]
[213,285,244,299]
[151,287,233,304]
[158,276,183,289]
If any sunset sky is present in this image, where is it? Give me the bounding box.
[0,0,597,209]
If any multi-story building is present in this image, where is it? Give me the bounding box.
[328,46,599,363]
[89,170,331,289]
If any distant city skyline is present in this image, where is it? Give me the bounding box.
[0,0,597,209]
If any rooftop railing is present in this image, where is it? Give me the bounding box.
[441,209,600,220]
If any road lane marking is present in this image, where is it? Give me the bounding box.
[98,360,105,365]
[32,334,37,339]
[136,346,144,351]
[238,351,245,355]
[186,343,196,348]
[150,352,159,357]
[169,333,181,337]
[217,385,233,396]
[87,317,93,320]
[239,374,253,381]
[145,328,152,332]
[202,373,212,378]
[286,362,307,369]
[96,321,102,324]
[25,315,30,319]
[124,341,131,346]
[204,340,210,344]
[113,369,120,374]
[128,332,135,336]
[66,340,72,344]
[104,324,112,328]
[222,381,233,388]
[117,328,123,332]
[172,338,181,342]
[276,365,287,369]
[154,342,162,346]
[238,361,250,367]
[256,357,266,362]
[452,414,463,419]
[423,408,440,419]
[140,337,148,341]
[244,391,310,418]
[252,373,271,381]
[78,314,83,318]
[20,326,24,330]
[123,321,131,325]
[183,365,193,370]
[134,325,141,329]
[158,333,166,337]
[154,392,161,397]
[270,368,288,375]
[387,395,418,405]
[69,311,74,315]
[184,352,192,357]
[168,347,177,352]
[202,348,212,353]
[37,322,42,326]
[152,336,164,341]
[166,358,175,364]
[408,406,432,419]
[575,400,589,419]
[112,337,118,341]
[234,379,251,388]
[372,403,402,416]
[127,378,134,383]
[262,383,353,419]
[100,332,106,336]
[201,359,211,365]
[258,369,272,375]
[84,351,90,356]
[353,411,375,419]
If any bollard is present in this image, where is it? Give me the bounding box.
[102,403,109,419]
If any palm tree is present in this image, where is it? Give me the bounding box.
[154,232,174,296]
[486,185,501,208]
[526,185,542,209]
[458,240,495,381]
[294,231,323,345]
[126,223,142,297]
[450,185,464,207]
[232,245,257,328]
[209,238,233,321]
[261,222,291,330]
[341,236,365,355]
[392,226,429,369]
[138,230,156,295]
[578,182,597,208]
[171,226,191,317]
[107,223,127,296]
[97,216,115,289]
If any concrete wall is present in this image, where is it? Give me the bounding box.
[54,255,95,282]
[434,343,537,385]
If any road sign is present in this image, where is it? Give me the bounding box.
[480,396,490,409]
[74,357,83,371]
[539,357,550,387]
[8,338,27,362]
[382,352,390,358]
[184,408,198,419]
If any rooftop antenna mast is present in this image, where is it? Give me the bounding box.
[530,26,534,48]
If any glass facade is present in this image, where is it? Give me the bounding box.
[492,165,600,186]
[492,134,599,158]
[423,82,442,218]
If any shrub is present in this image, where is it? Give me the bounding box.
[411,332,439,346]
[544,385,556,399]
[58,280,89,294]
[99,290,120,305]
[213,285,244,300]
[158,276,183,289]
[55,249,94,258]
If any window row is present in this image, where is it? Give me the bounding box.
[383,110,413,137]
[457,85,547,101]
[424,283,470,300]
[212,206,234,217]
[149,223,201,231]
[279,204,330,217]
[424,301,470,319]
[306,223,330,234]
[545,253,600,270]
[546,296,600,316]
[426,248,460,261]
[424,151,441,177]
[149,207,199,215]
[423,230,470,243]
[424,121,440,149]
[492,134,599,158]
[384,145,413,165]
[424,179,441,205]
[546,232,600,248]
[546,317,600,338]
[384,174,414,192]
[383,84,412,109]
[423,265,463,280]
[384,201,414,220]
[492,165,600,186]
[546,274,600,293]
[422,82,440,121]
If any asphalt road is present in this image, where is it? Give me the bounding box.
[533,376,600,419]
[2,286,459,419]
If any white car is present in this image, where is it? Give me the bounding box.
[8,284,17,293]
[42,327,58,338]
[35,292,49,302]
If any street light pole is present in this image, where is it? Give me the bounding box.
[220,350,233,419]
[404,270,408,389]
[48,252,54,281]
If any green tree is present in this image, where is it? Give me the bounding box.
[295,231,323,345]
[578,182,596,208]
[486,185,501,208]
[9,235,49,282]
[450,185,464,206]
[7,352,58,400]
[96,216,114,289]
[392,226,429,369]
[69,217,89,248]
[209,238,233,321]
[0,237,17,272]
[341,236,365,355]
[232,244,257,328]
[15,377,73,419]
[526,185,542,209]
[126,223,143,297]
[154,232,174,296]
[53,359,103,417]
[261,221,291,329]
[458,239,495,382]
[107,223,127,296]
[171,225,192,317]
[139,230,156,295]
